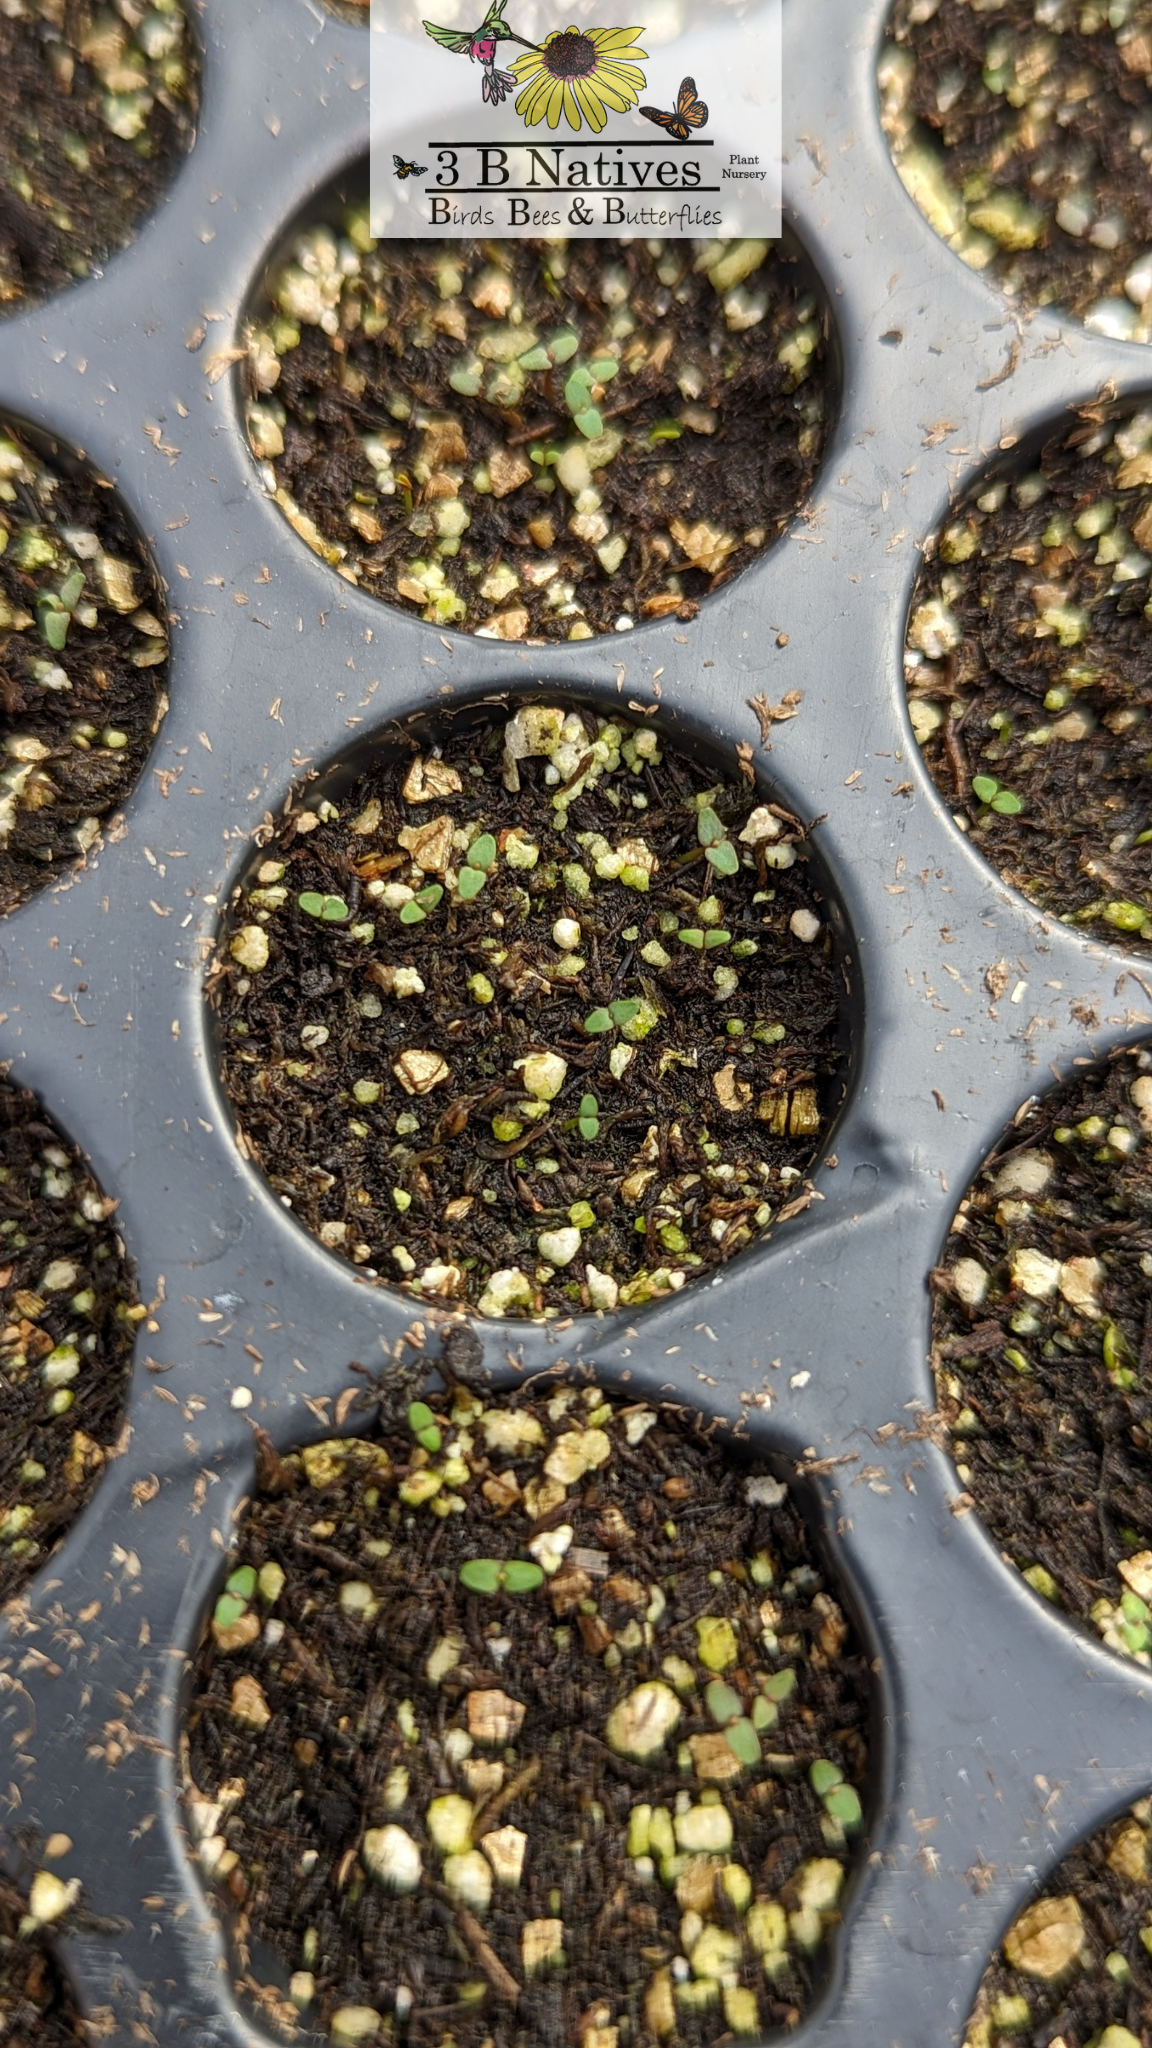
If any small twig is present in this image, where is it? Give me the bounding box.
[473,1756,541,1839]
[425,1880,521,1999]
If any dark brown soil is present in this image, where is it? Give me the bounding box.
[882,0,1152,334]
[0,1077,139,1606]
[187,1375,872,2047]
[966,1803,1152,2048]
[0,0,197,316]
[0,417,170,915]
[0,1875,83,2047]
[246,223,828,641]
[931,1047,1152,1670]
[213,704,846,1320]
[906,399,1152,953]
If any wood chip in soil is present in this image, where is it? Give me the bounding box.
[214,703,846,1318]
[244,218,829,640]
[0,418,170,914]
[0,0,197,316]
[0,1871,84,2047]
[882,0,1152,339]
[0,1077,139,1604]
[965,1803,1152,2048]
[932,1045,1152,1669]
[906,398,1152,953]
[186,1374,872,2046]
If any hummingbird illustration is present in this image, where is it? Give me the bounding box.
[422,0,535,105]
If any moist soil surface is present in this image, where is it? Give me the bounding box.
[214,704,845,1319]
[0,0,197,316]
[906,399,1152,953]
[0,1077,139,1604]
[882,0,1152,336]
[0,417,170,915]
[931,1047,1152,1671]
[247,224,828,641]
[187,1373,872,2047]
[0,1876,83,2047]
[965,1802,1152,2048]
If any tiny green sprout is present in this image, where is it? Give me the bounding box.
[588,356,619,383]
[609,998,640,1026]
[574,407,604,440]
[548,328,580,364]
[822,1782,862,1829]
[320,896,350,922]
[808,1758,843,1796]
[408,1400,442,1454]
[697,806,725,847]
[725,1717,761,1767]
[648,420,682,444]
[517,345,551,371]
[459,1558,545,1595]
[36,593,69,650]
[458,866,486,901]
[416,884,444,910]
[565,365,594,412]
[971,773,1023,815]
[502,1560,545,1593]
[226,1565,258,1601]
[297,891,325,918]
[578,1092,600,1140]
[761,1667,796,1703]
[678,928,705,950]
[1103,1320,1138,1389]
[704,1679,743,1726]
[468,833,498,870]
[751,1694,777,1731]
[460,1558,502,1595]
[703,929,732,949]
[399,901,426,925]
[58,569,85,611]
[584,1008,613,1034]
[705,840,740,876]
[214,1592,247,1630]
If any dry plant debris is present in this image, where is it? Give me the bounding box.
[215,704,846,1318]
[906,400,1152,953]
[187,1383,872,2046]
[243,219,829,640]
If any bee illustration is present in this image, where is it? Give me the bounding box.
[393,154,429,179]
[639,76,708,142]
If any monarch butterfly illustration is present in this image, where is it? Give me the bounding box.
[639,76,708,142]
[393,154,429,179]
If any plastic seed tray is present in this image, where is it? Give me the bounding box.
[3,0,1152,2042]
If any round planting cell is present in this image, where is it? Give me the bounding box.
[0,0,198,317]
[186,1374,874,2046]
[964,1799,1152,2048]
[0,1867,85,2045]
[242,195,832,639]
[879,0,1152,341]
[0,416,170,915]
[931,1045,1152,1671]
[213,699,849,1317]
[0,1076,139,1603]
[905,396,1152,953]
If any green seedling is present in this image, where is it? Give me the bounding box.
[226,1565,257,1601]
[578,1093,600,1140]
[648,420,682,444]
[583,998,640,1035]
[458,866,486,900]
[213,1592,247,1630]
[408,1400,442,1454]
[459,1558,545,1595]
[468,833,498,870]
[298,891,351,922]
[971,774,1023,815]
